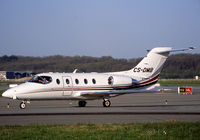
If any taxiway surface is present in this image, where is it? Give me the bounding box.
[0,88,200,125]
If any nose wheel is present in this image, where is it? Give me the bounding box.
[103,99,111,107]
[20,102,26,109]
[19,101,30,109]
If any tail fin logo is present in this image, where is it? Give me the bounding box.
[133,67,154,73]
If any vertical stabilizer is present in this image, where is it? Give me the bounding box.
[112,47,194,81]
[130,47,172,79]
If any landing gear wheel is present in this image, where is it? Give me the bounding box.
[20,102,26,109]
[78,101,87,107]
[103,100,111,107]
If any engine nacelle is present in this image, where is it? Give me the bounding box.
[108,75,133,88]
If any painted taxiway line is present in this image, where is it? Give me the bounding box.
[0,111,200,116]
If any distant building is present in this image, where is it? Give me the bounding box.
[6,72,15,79]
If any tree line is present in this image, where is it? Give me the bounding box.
[0,53,199,78]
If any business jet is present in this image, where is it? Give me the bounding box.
[2,47,194,109]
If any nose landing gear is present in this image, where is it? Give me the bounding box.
[20,101,26,109]
[20,101,30,109]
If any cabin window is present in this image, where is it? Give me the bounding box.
[66,79,70,84]
[84,79,88,84]
[56,79,60,85]
[75,79,79,84]
[108,76,114,85]
[28,76,52,84]
[92,79,96,84]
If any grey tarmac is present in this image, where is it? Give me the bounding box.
[0,88,200,125]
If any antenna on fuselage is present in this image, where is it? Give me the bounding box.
[73,69,78,73]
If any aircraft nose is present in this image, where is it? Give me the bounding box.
[2,89,15,99]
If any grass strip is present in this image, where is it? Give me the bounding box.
[0,122,199,140]
[159,79,200,87]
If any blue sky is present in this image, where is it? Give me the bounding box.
[0,0,199,58]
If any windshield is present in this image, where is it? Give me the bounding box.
[28,76,52,84]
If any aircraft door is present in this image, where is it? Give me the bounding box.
[62,76,73,96]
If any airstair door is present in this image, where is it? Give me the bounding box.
[62,76,73,96]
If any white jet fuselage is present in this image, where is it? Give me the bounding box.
[4,73,134,100]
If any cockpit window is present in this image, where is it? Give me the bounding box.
[28,76,52,84]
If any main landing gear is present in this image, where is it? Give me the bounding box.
[78,100,87,107]
[78,99,111,107]
[103,99,111,107]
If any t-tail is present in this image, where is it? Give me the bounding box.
[118,47,194,83]
[131,47,172,80]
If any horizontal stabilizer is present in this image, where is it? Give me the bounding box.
[168,47,195,52]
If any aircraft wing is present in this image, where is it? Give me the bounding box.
[80,89,159,98]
